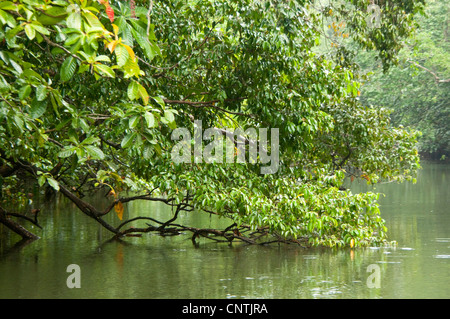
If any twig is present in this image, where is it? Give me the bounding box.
[42,35,83,62]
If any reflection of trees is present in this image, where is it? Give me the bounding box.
[1,163,447,298]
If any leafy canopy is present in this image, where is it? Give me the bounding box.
[0,0,422,247]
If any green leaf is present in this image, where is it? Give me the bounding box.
[18,85,31,100]
[0,75,9,93]
[37,6,67,25]
[127,81,139,100]
[64,34,82,46]
[79,118,90,132]
[129,22,160,61]
[60,57,77,82]
[13,114,24,131]
[23,68,44,83]
[6,55,22,75]
[31,21,50,35]
[115,45,129,67]
[122,57,142,78]
[127,81,148,104]
[30,98,47,119]
[115,17,133,45]
[95,55,111,63]
[24,24,36,40]
[83,11,103,29]
[152,96,165,107]
[167,120,177,130]
[137,83,149,105]
[144,112,155,128]
[81,135,99,145]
[58,147,75,158]
[35,85,47,101]
[153,143,162,156]
[121,132,137,148]
[47,177,60,191]
[129,115,140,129]
[85,145,105,160]
[38,175,46,187]
[0,2,17,10]
[94,64,115,78]
[164,110,175,123]
[0,9,17,28]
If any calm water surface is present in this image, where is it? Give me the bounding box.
[0,163,449,298]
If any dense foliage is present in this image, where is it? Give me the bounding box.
[0,0,423,247]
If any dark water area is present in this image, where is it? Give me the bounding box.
[0,163,449,299]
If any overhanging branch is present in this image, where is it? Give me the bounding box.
[0,206,40,240]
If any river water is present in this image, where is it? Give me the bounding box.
[0,163,449,299]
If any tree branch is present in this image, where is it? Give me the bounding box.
[6,210,42,229]
[408,60,450,83]
[163,97,254,118]
[0,206,40,240]
[42,35,83,62]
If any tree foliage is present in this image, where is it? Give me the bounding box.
[0,0,423,247]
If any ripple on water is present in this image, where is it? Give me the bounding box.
[434,255,450,259]
[303,255,318,259]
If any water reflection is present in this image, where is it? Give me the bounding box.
[0,163,449,298]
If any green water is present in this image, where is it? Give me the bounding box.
[0,163,449,299]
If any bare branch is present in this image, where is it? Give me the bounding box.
[408,60,450,83]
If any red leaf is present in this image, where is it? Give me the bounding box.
[106,5,114,23]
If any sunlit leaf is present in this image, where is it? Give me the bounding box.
[35,85,47,102]
[47,177,60,191]
[24,24,36,40]
[95,64,115,78]
[144,112,155,128]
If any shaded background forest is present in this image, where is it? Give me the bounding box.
[358,0,449,160]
